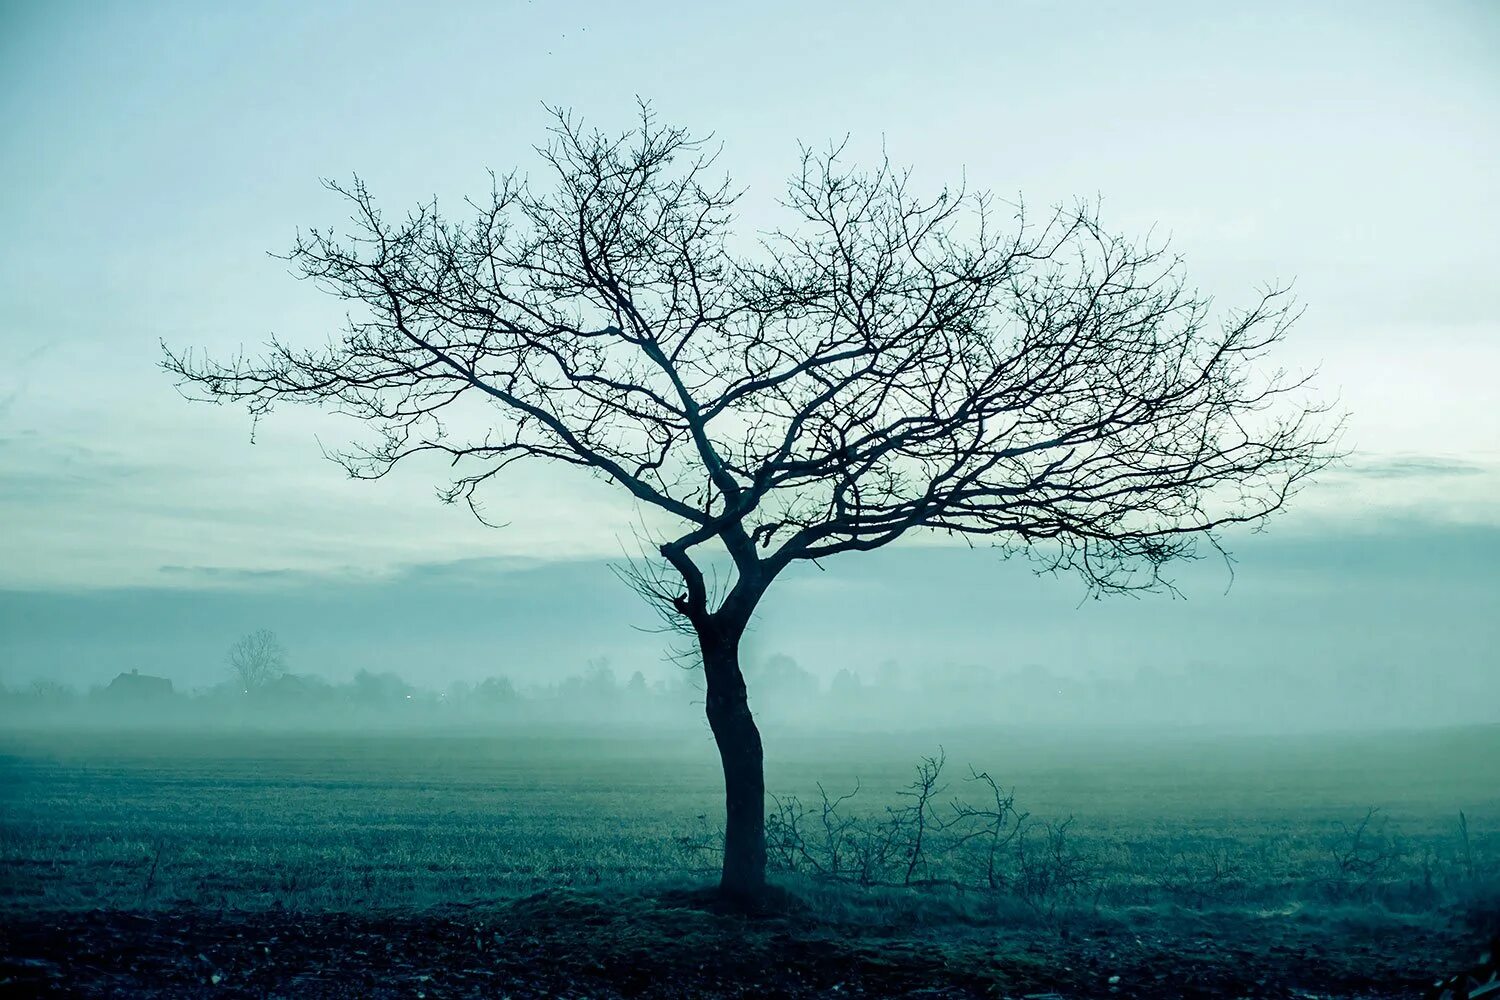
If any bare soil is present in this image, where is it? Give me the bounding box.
[0,889,1486,999]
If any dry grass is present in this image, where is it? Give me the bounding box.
[1,725,1496,931]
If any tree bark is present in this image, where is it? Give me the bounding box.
[701,636,766,899]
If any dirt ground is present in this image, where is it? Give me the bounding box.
[0,889,1489,999]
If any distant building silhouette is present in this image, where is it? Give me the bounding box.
[102,669,174,701]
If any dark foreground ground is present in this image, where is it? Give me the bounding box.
[1,888,1493,999]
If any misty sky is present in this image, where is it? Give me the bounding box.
[1,2,1496,708]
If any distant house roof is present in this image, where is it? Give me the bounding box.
[103,670,174,699]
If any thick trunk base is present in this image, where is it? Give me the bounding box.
[703,646,767,900]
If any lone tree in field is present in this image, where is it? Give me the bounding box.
[228,628,287,693]
[166,108,1338,899]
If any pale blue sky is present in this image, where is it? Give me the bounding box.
[0,2,1496,707]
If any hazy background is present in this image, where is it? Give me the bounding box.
[1,1,1496,729]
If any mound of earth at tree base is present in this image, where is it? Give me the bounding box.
[0,888,1487,999]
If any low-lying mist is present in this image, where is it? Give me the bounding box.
[5,649,1494,735]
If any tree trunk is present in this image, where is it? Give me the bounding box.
[701,637,766,899]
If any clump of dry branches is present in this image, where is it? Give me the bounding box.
[679,750,1101,916]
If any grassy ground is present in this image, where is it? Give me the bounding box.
[1,724,1497,997]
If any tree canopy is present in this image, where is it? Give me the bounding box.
[167,107,1336,618]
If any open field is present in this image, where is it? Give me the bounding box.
[2,724,1498,997]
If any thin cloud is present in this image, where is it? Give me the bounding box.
[157,565,312,584]
[1341,455,1487,480]
[0,342,60,419]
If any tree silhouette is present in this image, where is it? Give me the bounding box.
[227,628,287,693]
[165,105,1339,899]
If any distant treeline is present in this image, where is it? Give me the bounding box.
[0,662,697,729]
[2,652,1493,731]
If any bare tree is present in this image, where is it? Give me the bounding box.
[164,105,1340,899]
[228,628,286,693]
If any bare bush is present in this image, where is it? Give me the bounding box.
[686,761,1493,917]
[1010,816,1104,916]
[947,767,1028,891]
[1326,807,1404,901]
[1149,845,1248,909]
[1460,810,1476,882]
[673,814,725,874]
[759,752,1099,914]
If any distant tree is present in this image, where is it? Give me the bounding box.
[830,668,864,700]
[582,659,618,699]
[165,106,1340,898]
[626,670,649,698]
[556,662,620,705]
[745,653,820,715]
[27,678,76,708]
[258,672,333,705]
[473,675,518,705]
[349,668,412,706]
[227,629,286,693]
[875,659,903,691]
